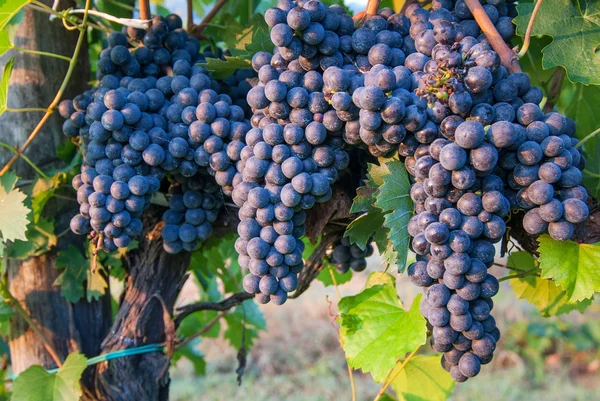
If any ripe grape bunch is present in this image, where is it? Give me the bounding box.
[327,237,374,274]
[60,14,253,253]
[57,0,593,385]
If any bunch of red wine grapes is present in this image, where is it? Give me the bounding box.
[251,0,589,382]
[58,0,592,383]
[60,14,255,253]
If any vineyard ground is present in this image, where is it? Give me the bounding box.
[168,256,600,401]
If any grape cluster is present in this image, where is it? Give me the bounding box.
[327,237,373,274]
[60,14,253,254]
[238,1,356,304]
[161,177,223,254]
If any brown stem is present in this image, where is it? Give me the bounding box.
[174,291,254,326]
[176,310,227,349]
[192,0,228,36]
[186,0,193,32]
[366,0,380,15]
[517,0,544,58]
[0,0,92,177]
[139,0,150,20]
[463,0,521,73]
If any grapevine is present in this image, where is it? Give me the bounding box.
[0,0,599,399]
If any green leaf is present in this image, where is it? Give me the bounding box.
[0,57,14,117]
[190,233,242,294]
[200,56,252,80]
[0,171,17,193]
[244,27,271,55]
[0,30,11,56]
[514,0,600,85]
[223,301,264,350]
[0,0,30,30]
[388,355,455,401]
[54,244,107,303]
[351,161,393,213]
[31,173,67,223]
[0,299,15,337]
[172,339,206,375]
[375,160,413,273]
[581,129,600,198]
[538,235,600,302]
[507,251,590,316]
[11,352,87,401]
[7,218,56,259]
[338,274,427,382]
[344,209,385,250]
[316,264,352,287]
[0,172,29,242]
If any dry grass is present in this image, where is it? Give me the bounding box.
[170,257,599,401]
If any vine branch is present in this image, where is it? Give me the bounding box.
[174,291,254,326]
[0,0,92,177]
[517,0,544,58]
[192,0,228,36]
[366,0,380,15]
[463,0,521,73]
[139,0,151,20]
[186,0,193,32]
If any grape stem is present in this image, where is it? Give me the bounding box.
[0,0,92,177]
[517,0,544,59]
[366,0,380,15]
[0,141,50,178]
[11,47,71,62]
[463,0,522,73]
[575,127,600,149]
[186,0,193,31]
[373,346,421,401]
[192,0,229,36]
[327,266,357,401]
[174,291,254,326]
[176,311,228,350]
[139,0,151,20]
[498,267,540,282]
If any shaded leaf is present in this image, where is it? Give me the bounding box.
[0,57,14,116]
[316,264,353,287]
[344,209,385,250]
[200,56,252,80]
[538,235,600,302]
[339,274,427,381]
[11,352,86,401]
[54,244,107,302]
[375,160,413,273]
[31,172,67,223]
[389,354,455,401]
[514,0,600,84]
[172,339,206,375]
[8,217,56,259]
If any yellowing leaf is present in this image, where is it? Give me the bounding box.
[389,355,455,401]
[339,277,427,382]
[0,176,29,242]
[11,352,86,401]
[538,235,600,302]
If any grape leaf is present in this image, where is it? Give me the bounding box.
[224,301,264,350]
[11,352,86,401]
[317,264,353,287]
[388,354,455,401]
[0,57,14,117]
[514,0,600,85]
[351,161,392,213]
[0,170,17,192]
[507,251,591,316]
[31,172,67,223]
[0,30,11,56]
[338,273,427,382]
[344,209,386,250]
[8,217,56,259]
[538,235,600,302]
[199,56,251,80]
[172,339,206,375]
[0,299,15,337]
[0,171,29,242]
[379,0,406,12]
[54,244,107,302]
[0,0,30,30]
[375,160,413,273]
[244,27,271,55]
